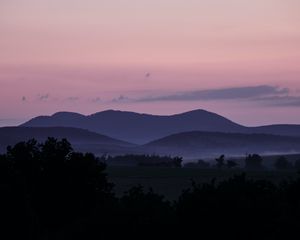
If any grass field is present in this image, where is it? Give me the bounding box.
[106,166,300,200]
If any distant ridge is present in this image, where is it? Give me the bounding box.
[0,127,135,155]
[2,127,300,158]
[22,109,300,144]
[143,131,300,158]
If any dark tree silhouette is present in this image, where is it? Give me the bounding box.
[294,159,300,170]
[2,139,300,238]
[197,159,210,168]
[215,155,225,169]
[173,156,183,168]
[226,160,238,169]
[118,186,174,225]
[274,156,291,170]
[176,174,279,236]
[184,160,211,168]
[245,154,264,170]
[1,138,114,239]
[107,154,182,167]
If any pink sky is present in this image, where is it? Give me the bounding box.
[0,0,300,126]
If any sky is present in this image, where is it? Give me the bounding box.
[0,0,300,126]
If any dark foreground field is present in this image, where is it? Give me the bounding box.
[108,166,299,200]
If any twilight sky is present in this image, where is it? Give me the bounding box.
[0,0,300,126]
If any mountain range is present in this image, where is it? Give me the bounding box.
[1,109,300,159]
[22,109,300,144]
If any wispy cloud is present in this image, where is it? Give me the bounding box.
[255,95,300,107]
[113,85,300,107]
[136,85,289,102]
[91,97,102,103]
[111,95,131,103]
[66,96,79,102]
[37,94,50,101]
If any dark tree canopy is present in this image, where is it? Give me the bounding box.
[1,139,300,239]
[226,160,238,169]
[294,159,300,169]
[0,138,114,239]
[107,154,182,167]
[274,156,291,170]
[215,155,225,169]
[245,154,264,170]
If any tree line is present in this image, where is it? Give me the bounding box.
[185,154,300,170]
[105,154,182,167]
[1,138,300,239]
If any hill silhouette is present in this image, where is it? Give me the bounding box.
[2,127,300,158]
[0,127,135,155]
[22,109,300,144]
[143,131,300,158]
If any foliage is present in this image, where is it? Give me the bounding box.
[2,139,300,238]
[215,154,225,169]
[107,154,182,167]
[245,154,264,170]
[0,138,114,239]
[184,159,210,168]
[226,159,238,168]
[118,186,174,225]
[274,156,292,170]
[294,159,300,169]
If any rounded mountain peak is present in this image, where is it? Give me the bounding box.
[51,112,85,119]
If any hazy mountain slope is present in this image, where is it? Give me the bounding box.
[143,131,300,158]
[251,125,300,137]
[0,127,135,155]
[2,126,300,160]
[22,109,245,143]
[21,109,300,144]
